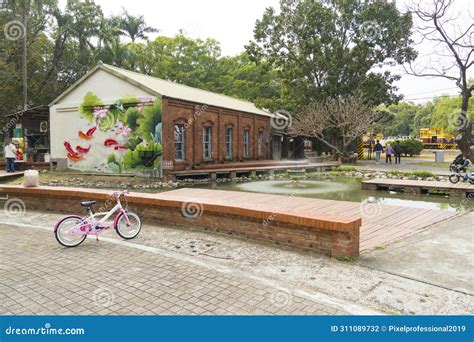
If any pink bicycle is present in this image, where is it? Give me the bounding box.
[54,190,141,247]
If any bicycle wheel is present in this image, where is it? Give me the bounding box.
[449,174,460,184]
[55,216,87,247]
[115,211,141,239]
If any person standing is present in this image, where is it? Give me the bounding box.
[393,140,402,164]
[374,140,383,165]
[385,143,394,164]
[4,140,17,173]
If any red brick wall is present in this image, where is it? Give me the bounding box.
[8,193,359,257]
[161,97,272,172]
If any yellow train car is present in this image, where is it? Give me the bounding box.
[419,128,456,149]
[362,132,383,148]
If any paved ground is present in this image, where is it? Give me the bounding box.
[357,158,452,175]
[359,212,474,294]
[1,210,473,316]
[0,222,348,316]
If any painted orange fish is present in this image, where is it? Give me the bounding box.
[78,131,92,140]
[67,153,83,162]
[78,126,97,140]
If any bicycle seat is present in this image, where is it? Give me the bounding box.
[81,201,97,207]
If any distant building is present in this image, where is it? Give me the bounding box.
[49,63,287,176]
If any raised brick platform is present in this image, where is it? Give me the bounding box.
[0,185,360,258]
[0,185,458,256]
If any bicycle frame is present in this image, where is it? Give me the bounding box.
[63,195,131,236]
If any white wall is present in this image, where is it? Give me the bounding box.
[50,69,156,172]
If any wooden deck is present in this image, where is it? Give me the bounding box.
[0,185,459,253]
[0,171,24,179]
[362,178,474,197]
[171,161,340,177]
[157,189,457,253]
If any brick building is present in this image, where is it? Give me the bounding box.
[49,63,284,176]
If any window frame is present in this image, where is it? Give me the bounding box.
[243,128,250,158]
[258,129,264,158]
[174,124,185,161]
[203,126,212,160]
[225,127,233,159]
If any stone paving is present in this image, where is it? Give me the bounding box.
[0,218,346,315]
[1,210,472,315]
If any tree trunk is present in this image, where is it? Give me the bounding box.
[456,90,473,162]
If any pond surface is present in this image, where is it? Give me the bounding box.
[194,177,472,213]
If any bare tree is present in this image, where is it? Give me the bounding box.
[288,96,377,162]
[406,0,473,160]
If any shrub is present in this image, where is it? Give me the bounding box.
[399,139,423,157]
[412,171,433,178]
[337,166,357,172]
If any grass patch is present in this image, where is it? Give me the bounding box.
[412,170,433,178]
[337,256,357,263]
[385,170,433,178]
[413,162,451,168]
[374,246,386,250]
[336,166,357,172]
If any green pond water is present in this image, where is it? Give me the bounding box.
[191,177,472,213]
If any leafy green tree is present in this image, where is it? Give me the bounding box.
[247,0,416,110]
[116,9,158,42]
[210,52,282,111]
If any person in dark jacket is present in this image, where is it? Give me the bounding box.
[374,140,383,164]
[393,141,402,164]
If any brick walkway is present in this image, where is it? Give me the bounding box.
[0,223,347,315]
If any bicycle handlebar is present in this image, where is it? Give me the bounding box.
[112,189,129,198]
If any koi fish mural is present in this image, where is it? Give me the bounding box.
[104,139,119,147]
[64,142,91,161]
[67,92,163,174]
[76,145,91,154]
[67,153,84,162]
[78,126,97,140]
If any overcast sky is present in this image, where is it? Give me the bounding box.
[66,0,473,104]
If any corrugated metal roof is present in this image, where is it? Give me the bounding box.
[102,64,273,117]
[51,63,273,117]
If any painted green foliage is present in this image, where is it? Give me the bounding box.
[78,92,163,173]
[79,92,104,122]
